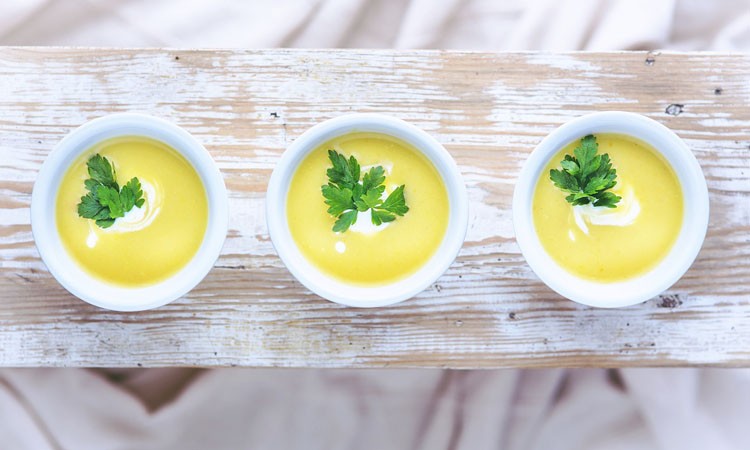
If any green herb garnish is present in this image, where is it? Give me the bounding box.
[321,150,409,233]
[77,154,145,228]
[549,135,621,208]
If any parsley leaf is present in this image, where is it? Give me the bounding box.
[326,150,360,189]
[97,185,125,218]
[362,166,385,192]
[321,150,409,233]
[322,185,354,216]
[354,186,384,211]
[86,153,119,190]
[96,217,116,229]
[77,192,106,218]
[76,154,146,228]
[378,185,409,216]
[121,177,145,210]
[549,135,621,208]
[333,210,359,233]
[371,209,396,226]
[593,191,621,208]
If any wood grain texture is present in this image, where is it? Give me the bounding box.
[0,48,749,368]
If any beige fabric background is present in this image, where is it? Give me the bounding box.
[1,0,749,448]
[1,0,749,49]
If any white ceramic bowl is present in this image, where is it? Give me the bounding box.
[266,113,468,307]
[31,113,228,311]
[513,111,709,308]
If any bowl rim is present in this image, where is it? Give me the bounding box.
[512,111,709,308]
[31,113,228,311]
[266,113,468,307]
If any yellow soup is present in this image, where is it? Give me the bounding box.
[287,133,449,285]
[56,137,208,286]
[533,134,683,282]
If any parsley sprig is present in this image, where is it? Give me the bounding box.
[77,154,145,228]
[321,150,409,233]
[549,135,621,208]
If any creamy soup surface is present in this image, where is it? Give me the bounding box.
[533,134,683,282]
[287,132,449,285]
[56,137,208,286]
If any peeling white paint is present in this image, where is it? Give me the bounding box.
[0,49,748,368]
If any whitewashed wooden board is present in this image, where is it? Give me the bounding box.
[0,48,748,368]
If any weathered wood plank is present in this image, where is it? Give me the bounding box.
[0,48,748,368]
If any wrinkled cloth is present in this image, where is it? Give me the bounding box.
[1,368,750,449]
[1,0,750,449]
[0,0,749,50]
